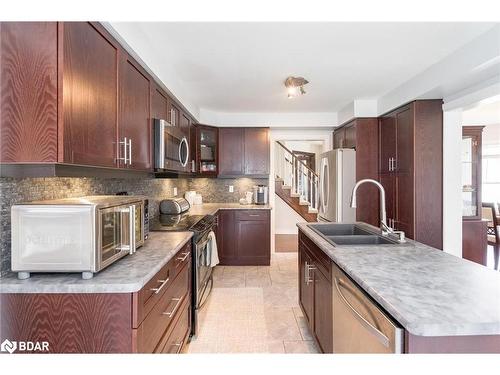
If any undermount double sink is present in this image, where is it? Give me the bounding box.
[308,223,399,246]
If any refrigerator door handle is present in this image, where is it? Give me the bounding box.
[322,157,330,214]
[319,158,325,213]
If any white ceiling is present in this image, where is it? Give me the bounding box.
[462,98,500,126]
[111,22,495,114]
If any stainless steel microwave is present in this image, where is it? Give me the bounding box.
[11,195,147,280]
[154,118,190,172]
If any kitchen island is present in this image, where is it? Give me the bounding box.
[297,222,500,353]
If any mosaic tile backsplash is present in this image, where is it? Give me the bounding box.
[0,176,268,277]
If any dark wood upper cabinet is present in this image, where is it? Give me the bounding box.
[168,100,180,128]
[344,125,356,149]
[332,119,379,227]
[218,128,245,176]
[379,113,397,174]
[395,107,413,174]
[332,124,355,149]
[192,124,218,177]
[119,55,151,170]
[333,128,345,149]
[180,111,190,137]
[218,127,269,177]
[0,22,197,177]
[0,22,58,163]
[244,128,270,175]
[62,22,119,168]
[151,85,169,121]
[379,100,443,249]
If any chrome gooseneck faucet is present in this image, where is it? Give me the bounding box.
[350,179,405,242]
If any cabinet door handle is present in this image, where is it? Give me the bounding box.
[162,297,183,317]
[388,157,392,172]
[118,137,128,165]
[170,340,184,354]
[177,252,190,263]
[305,261,315,285]
[128,138,132,165]
[150,277,169,294]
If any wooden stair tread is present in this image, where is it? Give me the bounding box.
[275,177,317,223]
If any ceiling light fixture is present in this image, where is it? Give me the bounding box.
[285,76,309,99]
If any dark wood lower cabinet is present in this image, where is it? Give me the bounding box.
[298,231,333,353]
[216,209,271,266]
[298,245,314,325]
[462,219,488,266]
[0,293,132,353]
[0,243,192,353]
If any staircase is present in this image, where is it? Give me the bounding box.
[275,141,319,222]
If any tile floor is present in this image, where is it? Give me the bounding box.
[186,252,320,353]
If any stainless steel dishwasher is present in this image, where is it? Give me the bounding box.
[332,263,404,353]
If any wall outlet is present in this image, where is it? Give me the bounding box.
[229,185,234,193]
[173,187,178,196]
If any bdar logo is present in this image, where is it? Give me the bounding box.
[1,339,17,354]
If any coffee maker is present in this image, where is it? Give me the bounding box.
[253,185,268,205]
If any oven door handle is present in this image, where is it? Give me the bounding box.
[198,276,213,310]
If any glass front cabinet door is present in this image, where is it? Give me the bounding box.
[462,126,484,220]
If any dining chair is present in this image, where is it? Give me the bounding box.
[482,202,499,271]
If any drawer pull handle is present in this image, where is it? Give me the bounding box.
[150,277,169,294]
[162,297,183,317]
[171,340,184,354]
[177,252,190,262]
[249,214,260,217]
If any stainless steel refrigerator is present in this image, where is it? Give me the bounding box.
[318,149,356,222]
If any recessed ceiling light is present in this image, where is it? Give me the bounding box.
[285,76,309,99]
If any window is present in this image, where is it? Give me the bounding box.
[482,144,500,203]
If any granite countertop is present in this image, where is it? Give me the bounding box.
[0,231,193,294]
[187,202,272,216]
[297,222,500,337]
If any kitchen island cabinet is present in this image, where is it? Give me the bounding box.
[297,223,500,353]
[298,231,333,353]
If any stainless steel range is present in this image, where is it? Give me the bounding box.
[150,198,216,338]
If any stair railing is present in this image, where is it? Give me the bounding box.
[275,141,320,211]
